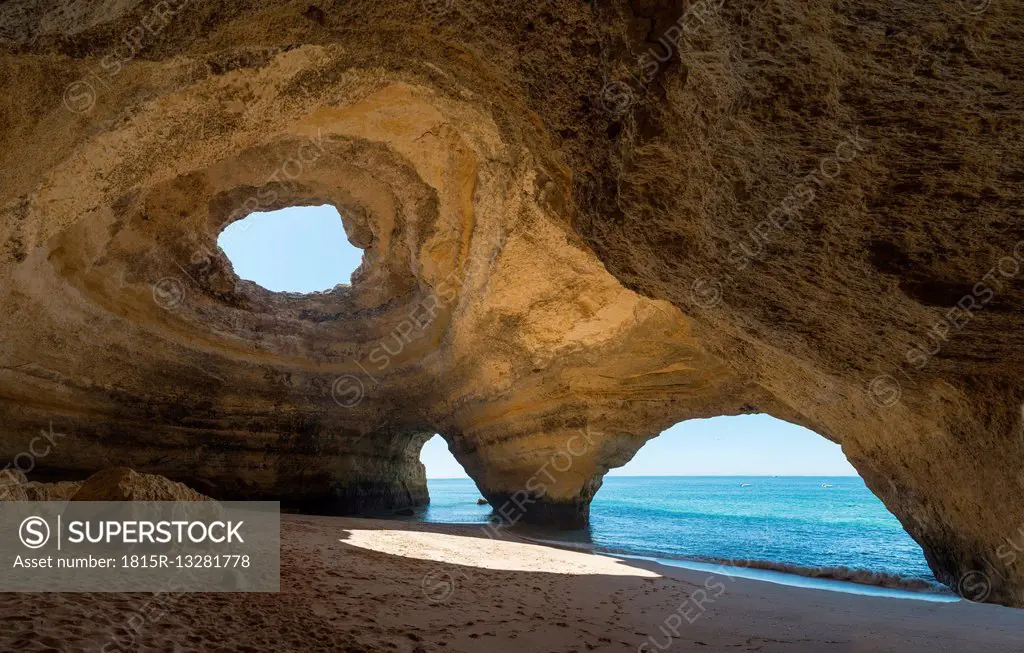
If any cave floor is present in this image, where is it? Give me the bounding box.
[2,516,1022,652]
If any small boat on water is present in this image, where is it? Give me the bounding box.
[739,483,752,487]
[821,483,834,488]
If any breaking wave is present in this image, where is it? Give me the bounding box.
[687,556,949,593]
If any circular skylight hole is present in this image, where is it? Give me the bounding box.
[218,205,363,293]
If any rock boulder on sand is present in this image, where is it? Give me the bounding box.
[70,468,212,502]
[0,469,82,501]
[24,481,83,501]
[0,468,28,500]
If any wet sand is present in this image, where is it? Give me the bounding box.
[2,515,1023,652]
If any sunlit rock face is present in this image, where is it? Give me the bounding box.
[2,0,1023,605]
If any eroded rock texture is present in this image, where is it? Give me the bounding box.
[1,0,1022,605]
[69,467,212,502]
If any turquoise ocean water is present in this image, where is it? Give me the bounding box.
[419,476,953,597]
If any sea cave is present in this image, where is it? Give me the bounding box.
[2,0,1024,650]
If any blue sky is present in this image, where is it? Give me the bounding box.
[218,205,363,293]
[221,206,858,478]
[420,415,857,478]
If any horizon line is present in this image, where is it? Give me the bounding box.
[425,473,863,480]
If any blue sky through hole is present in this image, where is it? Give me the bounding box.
[420,415,858,478]
[218,205,363,293]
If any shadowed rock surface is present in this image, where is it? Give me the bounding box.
[0,468,29,500]
[1,0,1022,605]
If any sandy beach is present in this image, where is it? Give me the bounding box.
[1,515,1022,652]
